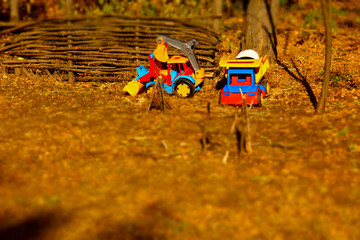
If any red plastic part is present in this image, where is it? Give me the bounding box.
[230,75,252,86]
[220,90,263,105]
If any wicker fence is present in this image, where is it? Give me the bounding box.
[0,16,219,82]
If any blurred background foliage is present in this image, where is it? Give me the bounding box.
[0,0,303,21]
[1,0,358,33]
[0,0,241,21]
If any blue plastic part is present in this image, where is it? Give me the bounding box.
[224,68,268,96]
[136,65,150,80]
[170,70,178,80]
[163,84,174,94]
[259,85,266,92]
[150,53,154,59]
[145,81,156,89]
[195,85,201,91]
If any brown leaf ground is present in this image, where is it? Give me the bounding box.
[1,1,360,239]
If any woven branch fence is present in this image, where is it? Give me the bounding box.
[0,16,220,82]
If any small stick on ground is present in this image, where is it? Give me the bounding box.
[235,123,244,160]
[207,101,211,118]
[147,79,159,113]
[222,150,230,164]
[146,76,172,113]
[242,96,252,154]
[230,95,253,161]
[200,126,209,152]
[158,76,166,112]
[230,107,245,160]
[22,67,36,81]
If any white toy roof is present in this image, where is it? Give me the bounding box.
[235,49,260,59]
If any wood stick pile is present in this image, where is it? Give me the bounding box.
[0,16,219,82]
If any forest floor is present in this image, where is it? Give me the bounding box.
[1,1,360,240]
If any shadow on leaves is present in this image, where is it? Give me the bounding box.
[0,210,67,240]
[97,200,185,240]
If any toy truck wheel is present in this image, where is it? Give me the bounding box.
[257,90,263,107]
[260,80,270,94]
[174,79,195,98]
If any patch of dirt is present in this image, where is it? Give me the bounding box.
[1,1,360,239]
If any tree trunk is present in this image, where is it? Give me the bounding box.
[10,0,19,22]
[316,0,332,114]
[65,0,72,17]
[213,0,223,31]
[137,0,143,16]
[243,0,279,58]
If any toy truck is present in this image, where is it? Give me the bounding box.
[219,50,270,106]
[123,35,205,98]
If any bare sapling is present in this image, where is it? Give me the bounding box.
[316,0,332,114]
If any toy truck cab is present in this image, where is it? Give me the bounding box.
[219,50,270,106]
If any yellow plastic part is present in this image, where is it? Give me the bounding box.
[123,80,144,97]
[176,82,191,97]
[167,56,189,64]
[193,68,205,87]
[160,70,168,76]
[153,38,169,63]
